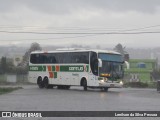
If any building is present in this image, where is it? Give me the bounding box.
[125,59,158,82]
[13,55,23,66]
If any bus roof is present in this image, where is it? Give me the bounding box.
[30,48,121,55]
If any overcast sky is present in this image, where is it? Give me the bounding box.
[1,0,160,48]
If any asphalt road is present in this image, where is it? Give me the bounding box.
[0,85,160,120]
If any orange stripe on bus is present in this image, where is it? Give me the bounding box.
[47,66,52,71]
[49,72,54,78]
[56,66,60,71]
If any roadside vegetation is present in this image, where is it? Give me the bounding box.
[0,87,22,95]
[123,81,157,88]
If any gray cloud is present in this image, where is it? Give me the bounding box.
[89,0,160,13]
[1,0,160,48]
[1,0,160,14]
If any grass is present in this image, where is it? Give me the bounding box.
[123,81,157,88]
[0,87,22,95]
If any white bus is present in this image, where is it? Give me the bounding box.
[29,49,124,91]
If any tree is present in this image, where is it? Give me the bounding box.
[114,43,129,61]
[1,57,7,74]
[23,42,42,62]
[114,43,125,56]
[6,59,15,73]
[17,42,42,74]
[0,57,16,74]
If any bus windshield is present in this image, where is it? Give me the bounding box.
[99,53,123,63]
[98,53,124,79]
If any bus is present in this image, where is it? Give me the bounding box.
[28,48,124,91]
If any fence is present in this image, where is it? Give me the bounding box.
[157,80,160,91]
[0,74,28,84]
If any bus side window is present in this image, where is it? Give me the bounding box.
[60,53,67,63]
[52,56,57,63]
[42,55,47,63]
[30,54,37,64]
[74,52,89,64]
[75,55,80,63]
[37,54,42,63]
[79,55,88,64]
[47,56,56,63]
[67,52,77,63]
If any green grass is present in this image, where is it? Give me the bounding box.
[125,68,152,73]
[123,81,157,88]
[0,87,22,95]
[129,59,156,63]
[0,74,6,83]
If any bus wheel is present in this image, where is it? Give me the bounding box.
[83,80,87,91]
[103,87,109,92]
[37,77,44,89]
[48,85,54,89]
[57,85,62,89]
[43,77,49,89]
[65,85,70,90]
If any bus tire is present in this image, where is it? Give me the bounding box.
[49,85,54,89]
[43,77,50,89]
[82,79,87,91]
[65,85,70,90]
[103,87,109,92]
[57,85,62,89]
[47,85,54,89]
[37,77,44,89]
[57,85,70,89]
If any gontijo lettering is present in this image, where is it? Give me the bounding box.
[69,67,83,71]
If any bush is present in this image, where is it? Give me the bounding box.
[148,82,157,88]
[0,87,22,95]
[124,82,148,88]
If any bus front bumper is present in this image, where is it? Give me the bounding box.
[99,80,123,88]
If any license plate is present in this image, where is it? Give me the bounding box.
[110,84,114,87]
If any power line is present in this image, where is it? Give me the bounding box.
[118,24,160,32]
[1,30,160,34]
[0,34,102,41]
[1,24,160,32]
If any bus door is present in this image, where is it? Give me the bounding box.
[71,72,79,85]
[89,52,99,86]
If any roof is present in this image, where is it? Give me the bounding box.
[31,48,121,55]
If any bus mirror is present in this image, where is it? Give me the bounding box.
[125,61,130,69]
[98,59,102,67]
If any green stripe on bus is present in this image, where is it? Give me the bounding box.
[54,72,57,78]
[29,65,89,72]
[29,66,46,71]
[52,66,55,71]
[60,65,89,72]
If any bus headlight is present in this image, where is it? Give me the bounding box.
[120,81,123,85]
[100,80,104,83]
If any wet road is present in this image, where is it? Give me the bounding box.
[0,85,160,111]
[0,85,160,120]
